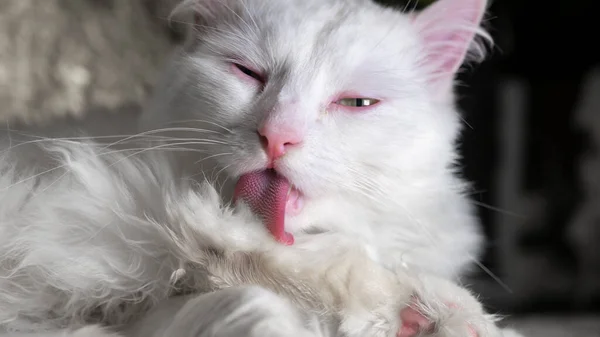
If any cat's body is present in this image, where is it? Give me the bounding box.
[0,138,501,337]
[0,0,522,336]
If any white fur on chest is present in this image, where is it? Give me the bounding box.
[286,182,481,280]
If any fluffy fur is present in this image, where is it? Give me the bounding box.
[140,0,487,279]
[0,0,522,336]
[0,138,502,337]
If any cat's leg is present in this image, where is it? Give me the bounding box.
[269,235,507,337]
[185,191,509,337]
[126,286,330,337]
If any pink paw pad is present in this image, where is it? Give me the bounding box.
[397,300,478,337]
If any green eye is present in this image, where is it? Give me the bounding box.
[336,98,380,107]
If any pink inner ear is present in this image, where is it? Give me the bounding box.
[414,0,487,79]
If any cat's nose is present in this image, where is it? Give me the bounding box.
[257,125,303,161]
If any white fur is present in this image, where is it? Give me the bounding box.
[0,139,504,337]
[0,0,526,336]
[141,0,486,279]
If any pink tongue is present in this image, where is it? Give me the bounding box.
[233,170,294,245]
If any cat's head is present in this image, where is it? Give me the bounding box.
[141,0,490,274]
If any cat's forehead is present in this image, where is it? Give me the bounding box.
[204,0,417,70]
[253,0,414,57]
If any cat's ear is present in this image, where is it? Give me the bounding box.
[172,0,233,26]
[191,0,229,24]
[412,0,491,91]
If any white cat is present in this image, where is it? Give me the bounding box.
[141,0,485,280]
[0,0,523,336]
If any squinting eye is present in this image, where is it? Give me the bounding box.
[336,98,380,107]
[234,63,264,82]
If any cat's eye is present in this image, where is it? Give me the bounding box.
[233,63,264,82]
[336,98,380,107]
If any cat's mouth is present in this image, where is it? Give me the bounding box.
[233,169,304,245]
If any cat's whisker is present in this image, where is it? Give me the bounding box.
[193,152,233,166]
[468,256,514,294]
[316,170,383,205]
[11,144,216,200]
[106,141,228,169]
[0,126,223,164]
[214,164,232,182]
[1,164,69,192]
[89,127,225,154]
[402,0,419,13]
[0,133,220,155]
[219,175,232,202]
[13,142,218,204]
[460,116,474,129]
[120,126,223,138]
[150,137,228,146]
[0,141,218,192]
[167,119,233,134]
[349,180,384,202]
[343,166,390,199]
[206,165,222,187]
[471,200,525,218]
[193,152,234,166]
[203,164,232,195]
[182,167,212,189]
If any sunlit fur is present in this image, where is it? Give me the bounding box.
[0,0,525,336]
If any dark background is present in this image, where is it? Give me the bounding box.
[377,0,600,317]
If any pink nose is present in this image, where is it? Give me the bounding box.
[258,125,303,161]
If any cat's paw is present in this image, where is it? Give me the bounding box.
[397,297,478,337]
[394,276,502,337]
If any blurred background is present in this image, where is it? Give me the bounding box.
[1,0,598,336]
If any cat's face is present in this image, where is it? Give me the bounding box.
[188,2,443,192]
[143,0,488,269]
